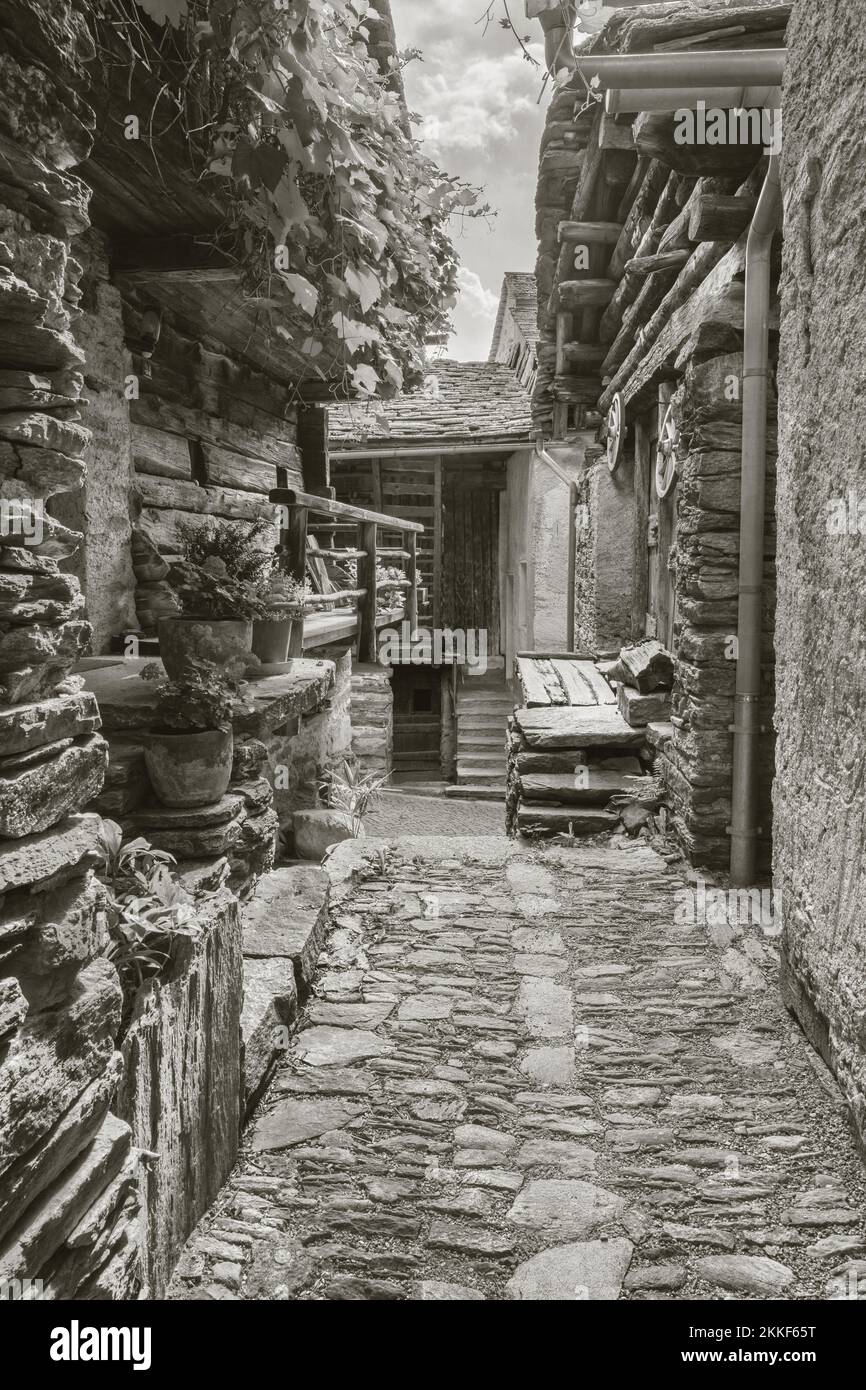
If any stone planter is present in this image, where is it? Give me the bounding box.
[144,728,233,808]
[251,615,294,665]
[158,616,252,681]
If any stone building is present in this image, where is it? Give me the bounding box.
[531,0,786,871]
[0,0,457,1296]
[526,0,866,1152]
[489,271,539,392]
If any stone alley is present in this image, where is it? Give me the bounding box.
[170,834,866,1302]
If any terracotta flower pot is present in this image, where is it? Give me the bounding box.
[158,617,252,680]
[251,615,294,664]
[144,727,234,808]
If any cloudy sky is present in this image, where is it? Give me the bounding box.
[389,0,548,362]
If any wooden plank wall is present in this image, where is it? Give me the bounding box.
[124,294,304,564]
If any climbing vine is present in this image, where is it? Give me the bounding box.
[97,0,489,396]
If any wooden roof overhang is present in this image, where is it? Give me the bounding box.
[532,2,790,439]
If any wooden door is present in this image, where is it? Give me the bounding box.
[441,462,503,655]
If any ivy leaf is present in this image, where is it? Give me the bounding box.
[345,264,382,314]
[351,364,380,396]
[282,274,319,317]
[133,0,188,25]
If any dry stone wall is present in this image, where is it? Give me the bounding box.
[775,0,866,1149]
[0,0,140,1298]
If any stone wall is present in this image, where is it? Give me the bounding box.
[660,355,777,870]
[573,454,637,655]
[775,0,866,1148]
[0,0,141,1298]
[350,661,393,776]
[50,231,137,653]
[116,890,242,1298]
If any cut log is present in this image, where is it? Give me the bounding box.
[599,114,635,151]
[557,279,616,311]
[633,111,766,177]
[623,249,691,279]
[599,236,745,413]
[688,193,757,243]
[607,160,667,280]
[559,342,607,371]
[558,221,622,245]
[619,639,674,694]
[553,375,602,404]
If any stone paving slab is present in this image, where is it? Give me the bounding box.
[170,837,866,1302]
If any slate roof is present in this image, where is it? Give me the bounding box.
[328,360,534,451]
[489,273,539,363]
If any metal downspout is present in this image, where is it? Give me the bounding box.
[730,155,781,885]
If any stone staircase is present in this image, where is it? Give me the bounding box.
[447,678,514,800]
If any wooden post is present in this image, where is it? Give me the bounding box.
[283,504,308,657]
[371,457,383,513]
[433,456,443,630]
[407,530,418,637]
[356,520,378,664]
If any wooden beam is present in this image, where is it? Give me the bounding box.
[599,113,635,151]
[283,504,308,657]
[623,249,691,279]
[371,457,383,512]
[558,220,622,245]
[557,279,617,311]
[328,442,524,460]
[269,486,424,533]
[560,342,607,372]
[111,234,237,281]
[689,193,757,243]
[356,521,378,663]
[553,375,602,405]
[433,455,442,630]
[407,531,418,635]
[607,159,666,279]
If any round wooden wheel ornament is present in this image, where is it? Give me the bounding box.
[606,391,625,473]
[656,400,682,499]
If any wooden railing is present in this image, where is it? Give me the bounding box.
[269,488,424,660]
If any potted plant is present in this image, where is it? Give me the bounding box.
[140,658,253,808]
[158,519,272,680]
[251,570,313,664]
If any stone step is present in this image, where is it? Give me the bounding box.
[517,804,619,834]
[458,715,511,733]
[457,768,506,786]
[444,784,506,802]
[517,771,651,806]
[513,705,645,750]
[458,754,506,768]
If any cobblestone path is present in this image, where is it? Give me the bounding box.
[171,836,866,1301]
[363,791,504,838]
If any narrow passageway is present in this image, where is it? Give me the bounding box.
[171,835,866,1302]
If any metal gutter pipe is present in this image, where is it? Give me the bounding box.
[536,442,578,650]
[572,49,786,90]
[730,153,781,885]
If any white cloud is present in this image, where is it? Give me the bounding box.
[408,46,545,154]
[455,266,499,321]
